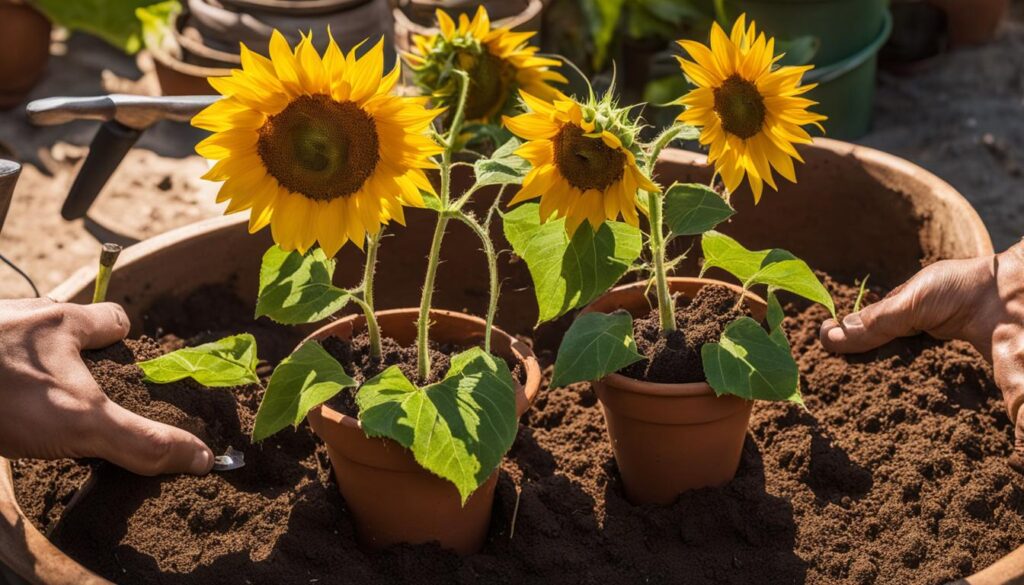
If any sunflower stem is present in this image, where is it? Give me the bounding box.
[416,70,471,381]
[360,231,383,360]
[92,243,123,304]
[643,126,680,334]
[453,210,498,352]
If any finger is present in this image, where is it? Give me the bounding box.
[819,284,920,354]
[64,302,131,349]
[92,401,214,476]
[995,340,1024,474]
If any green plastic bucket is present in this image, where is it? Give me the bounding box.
[724,0,888,66]
[802,10,893,139]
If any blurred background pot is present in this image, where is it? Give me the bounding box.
[928,0,1009,46]
[585,278,766,505]
[0,0,51,111]
[305,309,542,554]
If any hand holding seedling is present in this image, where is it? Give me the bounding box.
[821,242,1024,472]
[0,299,214,476]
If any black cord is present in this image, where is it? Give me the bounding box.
[0,252,40,298]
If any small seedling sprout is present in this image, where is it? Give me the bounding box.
[853,274,871,314]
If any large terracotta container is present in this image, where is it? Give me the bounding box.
[305,308,542,554]
[584,278,767,505]
[0,140,998,583]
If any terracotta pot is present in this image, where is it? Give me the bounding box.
[150,42,231,96]
[582,278,766,505]
[393,0,542,54]
[0,0,51,111]
[928,0,1008,45]
[304,308,542,554]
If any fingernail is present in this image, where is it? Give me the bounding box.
[826,325,847,344]
[190,448,213,475]
[843,313,863,328]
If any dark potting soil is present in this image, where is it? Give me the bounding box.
[11,280,1024,584]
[621,284,752,383]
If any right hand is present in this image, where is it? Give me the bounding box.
[0,298,213,476]
[819,242,1024,472]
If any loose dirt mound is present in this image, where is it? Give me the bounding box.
[11,280,1024,584]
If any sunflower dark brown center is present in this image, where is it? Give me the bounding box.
[456,48,517,121]
[257,94,379,201]
[713,75,766,139]
[552,123,625,191]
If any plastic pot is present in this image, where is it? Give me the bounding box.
[0,0,51,111]
[305,308,542,554]
[582,278,766,505]
[928,0,1008,46]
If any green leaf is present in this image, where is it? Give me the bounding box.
[32,0,176,54]
[473,137,530,187]
[422,191,444,212]
[252,341,356,442]
[551,310,644,387]
[700,231,835,317]
[503,203,642,324]
[775,35,820,67]
[663,183,735,237]
[702,317,803,405]
[138,334,259,388]
[255,245,351,325]
[356,349,519,504]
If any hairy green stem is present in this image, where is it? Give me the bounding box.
[643,124,686,334]
[360,231,383,359]
[454,211,498,352]
[417,71,471,381]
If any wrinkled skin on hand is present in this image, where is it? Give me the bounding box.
[0,299,212,476]
[821,241,1024,473]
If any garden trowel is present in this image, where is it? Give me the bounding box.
[26,94,218,221]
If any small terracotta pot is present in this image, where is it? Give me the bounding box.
[928,0,1008,45]
[0,0,51,111]
[583,277,768,505]
[304,308,542,554]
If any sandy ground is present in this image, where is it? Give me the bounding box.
[0,8,1022,299]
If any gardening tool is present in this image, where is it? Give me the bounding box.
[26,94,219,221]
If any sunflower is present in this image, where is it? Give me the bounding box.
[406,6,566,123]
[676,15,826,202]
[192,31,443,257]
[502,91,660,234]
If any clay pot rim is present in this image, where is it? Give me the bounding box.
[303,307,543,432]
[149,37,234,78]
[218,0,374,16]
[581,277,767,399]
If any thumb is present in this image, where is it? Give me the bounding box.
[820,282,919,354]
[92,400,214,476]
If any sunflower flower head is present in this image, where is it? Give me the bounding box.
[192,30,443,257]
[676,15,826,202]
[406,6,567,124]
[502,90,660,234]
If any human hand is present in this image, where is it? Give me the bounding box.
[0,299,213,475]
[820,242,1024,472]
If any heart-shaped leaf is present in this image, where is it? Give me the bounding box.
[356,348,519,504]
[503,202,642,324]
[551,310,644,387]
[474,137,530,187]
[700,231,835,317]
[663,183,734,237]
[255,245,351,325]
[138,334,259,388]
[252,340,356,442]
[701,317,803,405]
